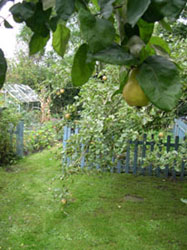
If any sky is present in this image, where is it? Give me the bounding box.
[0,1,20,58]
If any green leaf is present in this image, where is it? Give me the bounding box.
[10,2,35,23]
[149,36,170,55]
[75,0,89,10]
[139,44,155,62]
[52,24,70,57]
[158,0,186,19]
[42,0,55,11]
[127,0,151,27]
[49,15,59,32]
[91,0,100,10]
[98,0,115,19]
[56,0,75,21]
[79,8,115,53]
[137,55,182,111]
[4,20,13,29]
[26,2,51,37]
[92,44,137,66]
[143,0,186,22]
[0,49,7,88]
[137,19,154,43]
[29,33,50,55]
[71,44,95,86]
[151,45,170,58]
[11,2,51,37]
[159,19,172,32]
[112,67,129,97]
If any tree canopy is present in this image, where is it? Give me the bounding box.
[0,0,186,111]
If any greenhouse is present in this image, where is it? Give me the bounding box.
[0,83,40,111]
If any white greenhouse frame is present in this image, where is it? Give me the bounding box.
[1,84,41,112]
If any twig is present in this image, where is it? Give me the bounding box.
[0,13,11,26]
[63,136,93,169]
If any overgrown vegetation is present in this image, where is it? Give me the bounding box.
[7,54,80,115]
[154,21,187,117]
[1,1,186,112]
[61,66,186,172]
[0,107,21,165]
[23,121,59,154]
[0,150,187,250]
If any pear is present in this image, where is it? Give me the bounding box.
[123,68,149,107]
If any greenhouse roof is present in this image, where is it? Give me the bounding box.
[3,84,40,103]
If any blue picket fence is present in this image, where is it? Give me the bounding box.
[173,118,187,139]
[9,120,24,157]
[62,125,186,180]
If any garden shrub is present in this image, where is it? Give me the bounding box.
[24,121,59,154]
[61,65,184,172]
[139,139,186,173]
[0,107,21,166]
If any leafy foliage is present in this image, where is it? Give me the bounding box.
[154,21,187,116]
[52,24,70,57]
[62,66,177,170]
[6,53,79,115]
[55,0,75,21]
[79,8,115,53]
[0,0,186,111]
[24,121,58,154]
[127,0,151,27]
[137,55,181,111]
[0,107,21,166]
[0,49,7,88]
[143,0,186,22]
[91,43,137,66]
[72,44,95,86]
[140,139,186,172]
[29,33,50,55]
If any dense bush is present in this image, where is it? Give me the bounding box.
[24,121,59,154]
[61,66,176,170]
[0,107,21,166]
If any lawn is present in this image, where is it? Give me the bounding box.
[0,149,187,250]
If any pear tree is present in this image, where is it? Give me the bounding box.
[0,0,186,111]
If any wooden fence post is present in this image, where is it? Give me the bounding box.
[62,126,68,165]
[133,139,138,175]
[16,120,24,157]
[140,134,147,175]
[164,136,171,178]
[62,125,72,166]
[172,136,179,179]
[117,159,122,173]
[125,140,131,173]
[80,143,85,168]
[67,127,71,166]
[180,161,185,181]
[148,135,155,176]
[9,124,14,151]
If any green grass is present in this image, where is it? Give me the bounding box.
[0,150,187,250]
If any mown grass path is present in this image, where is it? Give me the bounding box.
[0,150,187,250]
